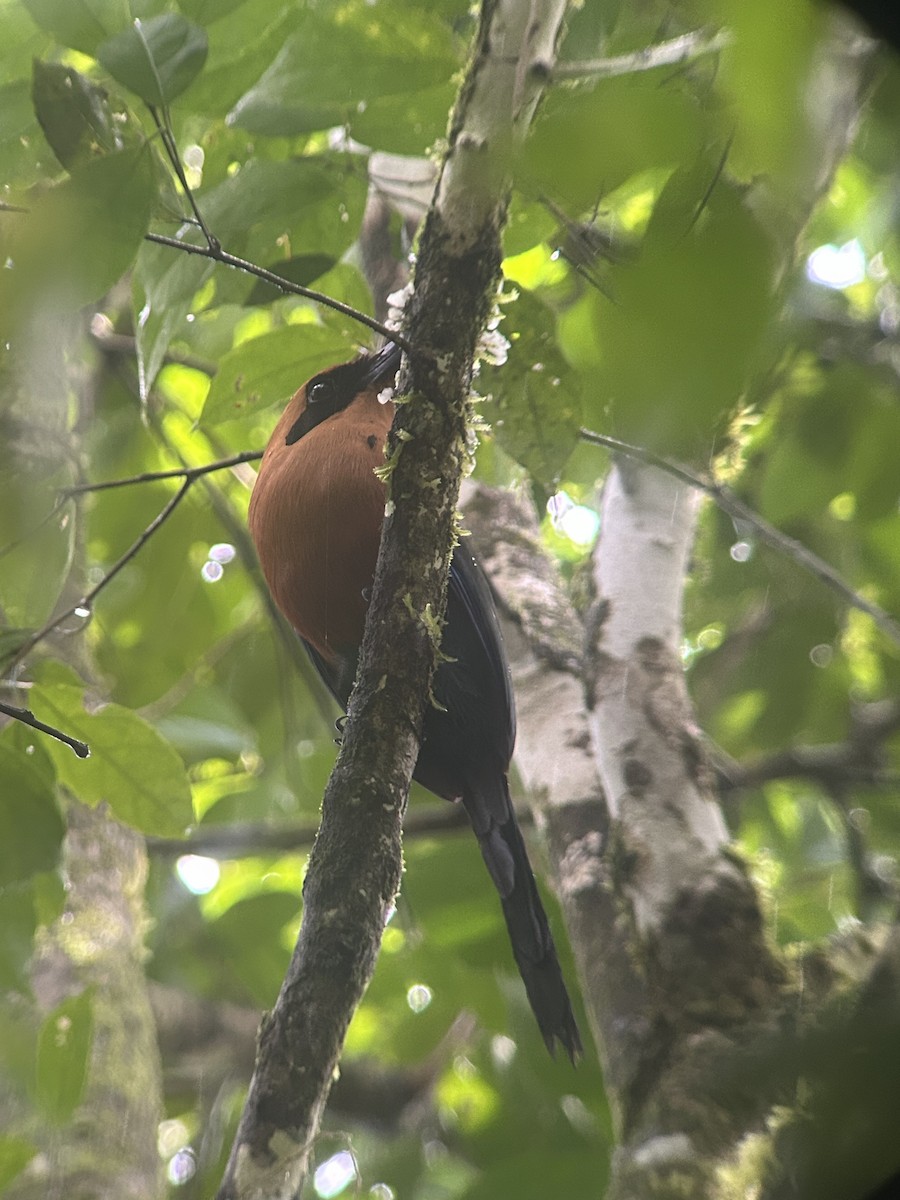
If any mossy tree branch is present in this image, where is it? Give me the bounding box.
[216,4,572,1198]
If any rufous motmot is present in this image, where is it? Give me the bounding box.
[248,341,581,1060]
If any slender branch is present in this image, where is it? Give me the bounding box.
[145,802,500,859]
[1,451,268,673]
[92,326,218,376]
[554,28,730,81]
[1,478,191,673]
[686,134,732,233]
[0,495,70,561]
[828,783,899,919]
[579,426,900,647]
[148,103,220,252]
[217,3,571,1195]
[718,745,900,791]
[0,699,90,757]
[580,425,730,487]
[60,450,261,497]
[716,699,900,793]
[2,453,258,565]
[144,232,411,352]
[3,206,409,353]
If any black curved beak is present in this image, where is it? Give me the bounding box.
[359,340,403,392]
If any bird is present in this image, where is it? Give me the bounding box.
[248,341,582,1061]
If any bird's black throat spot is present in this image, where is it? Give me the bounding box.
[367,434,378,450]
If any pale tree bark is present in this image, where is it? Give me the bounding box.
[580,20,888,1197]
[462,484,628,1076]
[462,28,892,1195]
[586,463,785,1196]
[466,464,900,1200]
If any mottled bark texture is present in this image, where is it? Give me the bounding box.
[8,804,163,1200]
[464,459,900,1200]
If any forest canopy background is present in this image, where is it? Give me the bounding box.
[0,1,899,1198]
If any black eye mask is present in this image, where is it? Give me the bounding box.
[285,342,402,445]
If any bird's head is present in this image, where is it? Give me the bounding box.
[285,341,403,445]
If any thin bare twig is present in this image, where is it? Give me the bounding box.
[554,28,730,81]
[3,194,408,356]
[719,748,900,792]
[146,109,409,346]
[148,103,220,252]
[0,495,70,561]
[0,699,90,758]
[1,453,258,561]
[1,449,272,672]
[144,232,410,352]
[1,478,191,674]
[716,699,900,792]
[579,426,900,646]
[61,450,261,497]
[686,134,732,234]
[145,800,532,859]
[829,783,899,919]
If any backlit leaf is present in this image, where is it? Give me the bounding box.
[97,15,208,106]
[30,683,192,837]
[35,990,94,1124]
[0,746,64,886]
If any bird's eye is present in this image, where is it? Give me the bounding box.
[307,379,331,405]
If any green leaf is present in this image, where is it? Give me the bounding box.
[133,158,360,396]
[0,451,74,630]
[245,254,337,306]
[201,158,352,245]
[97,15,208,106]
[201,324,355,425]
[133,235,215,403]
[348,81,457,155]
[12,144,155,312]
[29,683,193,837]
[706,0,823,184]
[21,0,126,55]
[181,3,296,115]
[759,433,840,526]
[0,629,36,662]
[0,746,64,887]
[0,79,40,179]
[31,60,122,169]
[523,72,701,209]
[0,884,38,992]
[583,169,776,458]
[178,0,249,23]
[0,5,48,83]
[229,6,458,135]
[209,892,298,1007]
[0,718,59,786]
[0,1136,37,1191]
[35,990,94,1124]
[482,290,582,487]
[0,869,62,992]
